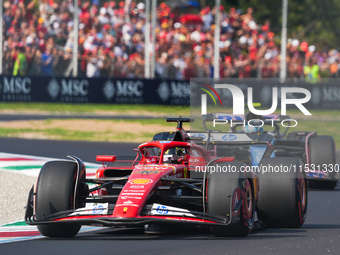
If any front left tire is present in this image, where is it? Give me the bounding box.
[35,160,84,237]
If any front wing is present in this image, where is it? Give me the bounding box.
[25,187,243,229]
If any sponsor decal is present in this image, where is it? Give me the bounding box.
[93,205,104,214]
[102,80,115,101]
[129,185,145,189]
[123,200,133,204]
[128,178,153,185]
[133,170,162,175]
[135,166,170,170]
[120,196,142,200]
[156,205,169,215]
[164,217,207,222]
[102,79,145,102]
[69,203,108,216]
[116,203,139,207]
[157,82,170,102]
[137,165,177,174]
[145,157,157,163]
[190,133,206,139]
[47,79,60,99]
[151,203,196,218]
[47,78,89,103]
[157,81,190,104]
[0,77,32,101]
[123,189,146,193]
[121,193,145,196]
[221,134,237,141]
[184,167,188,178]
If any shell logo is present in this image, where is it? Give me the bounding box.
[129,178,153,185]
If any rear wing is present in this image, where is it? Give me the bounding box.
[188,131,274,144]
[188,131,275,159]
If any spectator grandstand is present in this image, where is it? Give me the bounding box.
[2,0,340,80]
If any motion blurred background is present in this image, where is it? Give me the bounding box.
[2,0,340,81]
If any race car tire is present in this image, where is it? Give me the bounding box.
[207,161,254,237]
[257,157,307,228]
[35,161,83,237]
[308,135,338,190]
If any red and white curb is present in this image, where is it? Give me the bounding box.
[0,152,99,178]
[0,223,42,244]
[0,222,101,244]
[0,152,101,244]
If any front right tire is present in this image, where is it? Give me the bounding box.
[207,161,254,237]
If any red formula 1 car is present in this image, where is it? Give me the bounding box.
[25,118,307,238]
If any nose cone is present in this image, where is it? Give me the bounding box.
[112,165,179,218]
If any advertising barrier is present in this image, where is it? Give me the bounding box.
[0,76,190,105]
[0,75,340,109]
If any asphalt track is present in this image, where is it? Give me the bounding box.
[0,138,339,255]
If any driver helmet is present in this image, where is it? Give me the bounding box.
[244,112,264,133]
[163,147,176,162]
[163,147,185,162]
[244,125,264,133]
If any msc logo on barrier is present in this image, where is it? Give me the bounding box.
[157,81,190,104]
[0,77,32,101]
[47,78,89,102]
[103,80,144,103]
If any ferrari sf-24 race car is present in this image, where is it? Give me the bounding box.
[25,118,307,238]
[203,113,338,189]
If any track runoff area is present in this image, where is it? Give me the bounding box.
[0,152,101,244]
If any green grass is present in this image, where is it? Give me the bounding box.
[0,102,190,116]
[0,118,337,144]
[0,102,339,144]
[0,118,190,143]
[290,120,340,146]
[1,102,339,120]
[0,125,145,142]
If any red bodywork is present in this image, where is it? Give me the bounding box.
[27,120,260,228]
[92,137,212,220]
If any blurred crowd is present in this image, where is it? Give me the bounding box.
[2,0,340,81]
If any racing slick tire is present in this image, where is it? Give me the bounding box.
[35,161,85,237]
[257,157,307,228]
[207,161,254,237]
[308,135,338,190]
